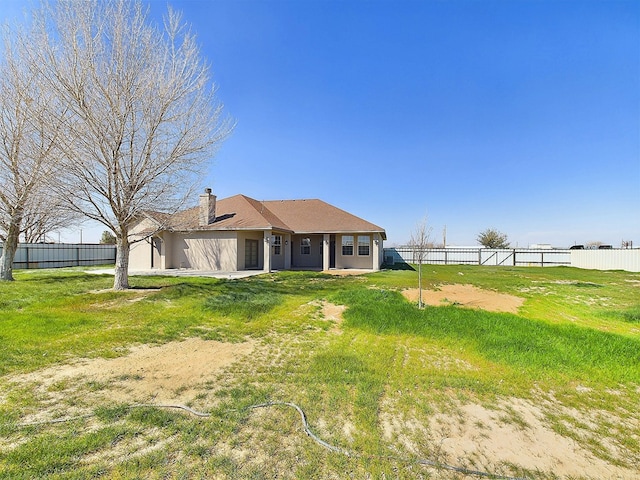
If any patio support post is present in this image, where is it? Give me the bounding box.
[323,234,330,271]
[284,234,291,269]
[263,231,272,273]
[373,233,381,271]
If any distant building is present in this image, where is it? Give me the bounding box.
[529,244,554,249]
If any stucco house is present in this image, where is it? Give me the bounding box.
[129,189,386,272]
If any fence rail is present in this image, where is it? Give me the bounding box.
[384,247,640,272]
[386,247,571,268]
[2,244,637,272]
[1,243,116,270]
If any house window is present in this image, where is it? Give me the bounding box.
[342,235,354,256]
[301,237,311,255]
[272,235,282,255]
[358,235,370,256]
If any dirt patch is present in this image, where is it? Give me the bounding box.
[322,301,346,334]
[11,338,255,407]
[402,284,524,314]
[429,398,635,479]
[321,302,346,322]
[381,396,638,479]
[88,288,161,295]
[325,269,372,276]
[302,300,346,334]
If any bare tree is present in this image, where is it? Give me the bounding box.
[31,0,233,289]
[409,215,432,309]
[477,228,510,249]
[0,21,63,280]
[20,192,81,243]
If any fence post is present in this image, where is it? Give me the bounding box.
[25,244,30,269]
[513,249,516,266]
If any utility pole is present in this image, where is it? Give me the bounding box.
[443,225,447,248]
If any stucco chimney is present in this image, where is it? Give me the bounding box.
[199,188,216,226]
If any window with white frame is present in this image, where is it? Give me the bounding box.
[300,237,311,255]
[342,235,354,256]
[358,235,370,256]
[272,235,282,255]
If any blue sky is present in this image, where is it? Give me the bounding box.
[3,0,639,247]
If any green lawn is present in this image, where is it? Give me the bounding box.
[1,265,639,479]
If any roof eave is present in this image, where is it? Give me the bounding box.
[169,226,290,233]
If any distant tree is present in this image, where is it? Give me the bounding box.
[100,230,117,245]
[31,0,233,289]
[477,228,510,249]
[409,215,433,309]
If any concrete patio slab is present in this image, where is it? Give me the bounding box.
[87,268,266,279]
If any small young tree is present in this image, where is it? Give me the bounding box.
[477,228,510,249]
[31,0,233,289]
[409,216,432,309]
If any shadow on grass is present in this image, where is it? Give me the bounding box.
[606,305,640,323]
[18,272,110,284]
[381,262,415,271]
[149,271,355,320]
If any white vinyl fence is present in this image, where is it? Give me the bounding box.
[384,247,640,272]
[570,249,640,272]
[1,243,116,269]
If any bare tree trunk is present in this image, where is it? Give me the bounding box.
[114,234,130,290]
[418,258,423,309]
[1,19,63,282]
[0,218,21,281]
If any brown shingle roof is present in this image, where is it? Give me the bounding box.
[149,194,386,239]
[263,199,385,236]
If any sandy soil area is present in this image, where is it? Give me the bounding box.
[402,283,525,313]
[5,301,637,478]
[12,338,255,406]
[381,395,636,479]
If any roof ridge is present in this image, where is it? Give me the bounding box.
[262,198,321,203]
[239,195,291,230]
